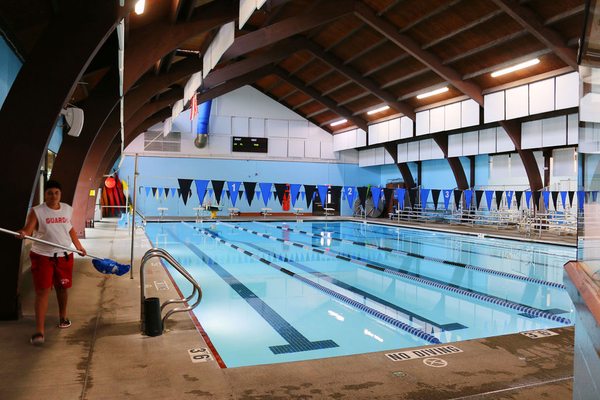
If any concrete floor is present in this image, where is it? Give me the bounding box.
[0,219,575,400]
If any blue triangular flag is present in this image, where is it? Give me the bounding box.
[290,184,301,207]
[464,190,473,209]
[317,185,329,205]
[145,187,152,197]
[420,188,430,210]
[345,186,357,209]
[395,188,406,210]
[485,190,494,211]
[194,180,209,203]
[371,187,382,209]
[542,191,550,210]
[505,190,513,209]
[525,191,532,209]
[158,187,164,198]
[259,182,272,206]
[171,187,177,197]
[560,191,567,208]
[578,190,585,210]
[227,181,241,207]
[442,189,452,210]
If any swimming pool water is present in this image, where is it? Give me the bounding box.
[145,220,576,368]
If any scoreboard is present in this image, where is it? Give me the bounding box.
[232,136,268,153]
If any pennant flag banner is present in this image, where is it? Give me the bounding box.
[475,190,484,209]
[578,190,585,210]
[431,189,440,210]
[560,191,567,209]
[165,188,170,198]
[238,190,244,200]
[290,184,302,207]
[158,187,164,198]
[211,180,225,204]
[227,181,241,207]
[453,190,462,210]
[464,190,473,209]
[177,179,193,205]
[357,187,368,208]
[317,185,329,205]
[525,191,532,209]
[151,187,157,198]
[371,187,382,209]
[568,191,575,207]
[274,183,287,206]
[171,187,176,197]
[345,186,357,209]
[484,190,494,211]
[420,188,430,210]
[331,186,343,208]
[551,191,559,211]
[542,191,550,210]
[532,191,541,210]
[495,191,503,210]
[443,189,452,210]
[305,185,317,208]
[145,187,152,197]
[243,182,257,206]
[259,182,272,206]
[395,188,406,210]
[505,190,513,209]
[194,180,209,204]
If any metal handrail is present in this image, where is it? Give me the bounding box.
[140,247,202,332]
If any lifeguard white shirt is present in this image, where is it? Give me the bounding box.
[31,202,74,257]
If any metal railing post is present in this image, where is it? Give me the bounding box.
[129,153,138,279]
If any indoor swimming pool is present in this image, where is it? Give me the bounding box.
[145,220,576,368]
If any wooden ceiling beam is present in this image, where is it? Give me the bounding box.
[544,4,585,26]
[489,0,577,69]
[399,0,463,33]
[300,38,415,118]
[443,30,528,65]
[363,53,410,77]
[274,67,368,131]
[355,1,484,105]
[344,37,387,65]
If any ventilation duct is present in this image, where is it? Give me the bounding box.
[194,100,212,148]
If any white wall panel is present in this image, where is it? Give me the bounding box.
[333,133,344,152]
[529,78,555,115]
[268,138,288,157]
[358,149,370,167]
[288,139,304,158]
[388,118,401,141]
[207,135,231,154]
[289,120,309,138]
[567,113,578,145]
[407,141,420,161]
[305,140,320,158]
[555,72,579,110]
[491,154,509,178]
[419,139,432,160]
[231,116,249,136]
[431,140,444,159]
[463,131,479,156]
[542,116,567,147]
[553,148,577,177]
[444,102,461,131]
[375,147,385,165]
[416,110,430,136]
[357,129,367,146]
[249,118,265,137]
[448,134,463,157]
[478,127,496,154]
[321,141,336,159]
[496,127,515,152]
[266,119,289,137]
[522,119,543,149]
[429,107,445,133]
[211,115,231,135]
[461,99,480,127]
[397,142,408,163]
[505,85,528,119]
[484,91,505,123]
[401,116,414,139]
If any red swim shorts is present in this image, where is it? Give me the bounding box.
[30,251,74,290]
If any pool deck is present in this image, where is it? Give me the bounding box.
[0,219,574,399]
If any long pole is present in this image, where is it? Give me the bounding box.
[130,154,138,279]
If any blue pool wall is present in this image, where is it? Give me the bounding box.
[119,154,492,217]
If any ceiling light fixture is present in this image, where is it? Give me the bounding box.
[367,105,390,115]
[491,58,540,78]
[134,0,145,15]
[416,86,449,99]
[330,119,347,127]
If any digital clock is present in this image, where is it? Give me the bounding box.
[232,136,268,153]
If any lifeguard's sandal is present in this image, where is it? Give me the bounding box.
[58,318,71,328]
[30,333,44,346]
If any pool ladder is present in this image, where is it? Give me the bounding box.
[140,248,202,335]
